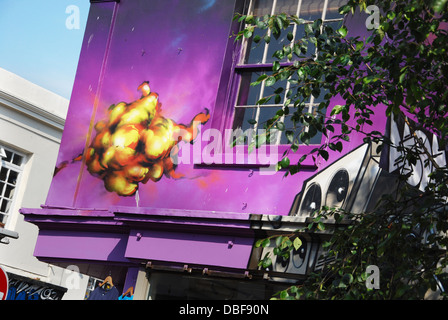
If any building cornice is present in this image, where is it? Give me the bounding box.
[0,90,66,131]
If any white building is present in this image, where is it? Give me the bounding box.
[0,67,89,300]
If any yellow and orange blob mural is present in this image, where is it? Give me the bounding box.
[84,81,210,196]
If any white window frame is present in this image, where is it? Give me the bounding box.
[0,145,26,229]
[233,0,345,145]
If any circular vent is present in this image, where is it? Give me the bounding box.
[326,169,349,208]
[273,254,289,273]
[291,237,308,269]
[298,183,322,217]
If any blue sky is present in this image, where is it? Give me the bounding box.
[0,0,90,99]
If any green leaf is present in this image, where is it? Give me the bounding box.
[245,15,254,24]
[317,221,325,231]
[274,94,281,104]
[274,87,284,94]
[243,28,253,39]
[280,290,289,300]
[355,41,364,51]
[433,0,448,12]
[279,156,290,168]
[261,238,270,247]
[265,76,276,87]
[285,130,294,143]
[276,121,285,131]
[335,141,343,152]
[331,104,344,116]
[386,11,396,20]
[262,257,272,268]
[342,273,354,285]
[399,71,407,83]
[319,149,329,161]
[276,16,284,30]
[300,131,311,145]
[275,236,284,247]
[338,25,348,37]
[339,4,351,14]
[305,23,313,34]
[293,237,302,251]
[251,74,268,87]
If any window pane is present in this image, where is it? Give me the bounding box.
[237,71,263,106]
[7,170,18,185]
[0,213,6,225]
[258,107,283,143]
[310,131,323,144]
[244,28,266,64]
[253,0,273,16]
[275,0,298,14]
[266,24,294,63]
[294,24,316,57]
[12,153,23,166]
[325,0,346,20]
[263,77,288,104]
[233,107,258,134]
[258,107,280,128]
[0,167,7,182]
[280,114,304,144]
[0,199,11,213]
[299,0,325,21]
[5,185,14,199]
[4,150,12,163]
[324,19,343,34]
[287,72,312,103]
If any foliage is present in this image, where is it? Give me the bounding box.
[235,0,448,299]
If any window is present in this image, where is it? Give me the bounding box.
[232,0,345,145]
[0,145,25,228]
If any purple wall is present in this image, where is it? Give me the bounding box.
[45,0,385,217]
[44,0,322,216]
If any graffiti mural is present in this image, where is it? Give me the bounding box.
[56,82,210,196]
[7,274,67,300]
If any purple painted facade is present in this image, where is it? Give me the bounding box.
[21,0,392,296]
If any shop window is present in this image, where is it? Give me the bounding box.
[232,0,345,145]
[0,145,25,228]
[84,276,104,300]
